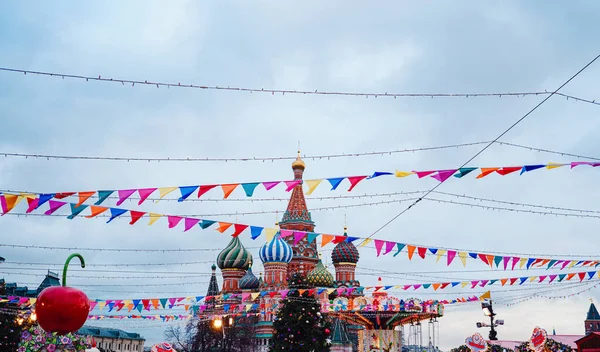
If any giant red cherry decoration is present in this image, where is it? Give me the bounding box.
[36,253,90,335]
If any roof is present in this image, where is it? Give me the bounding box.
[2,271,60,298]
[77,326,145,341]
[207,265,220,297]
[489,335,584,349]
[588,303,600,320]
[575,332,600,344]
[331,318,351,344]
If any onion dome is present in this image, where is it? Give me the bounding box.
[331,227,359,264]
[217,237,252,270]
[307,258,334,287]
[292,151,305,170]
[239,265,260,290]
[259,234,293,264]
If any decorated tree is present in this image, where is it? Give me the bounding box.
[0,280,35,350]
[269,273,331,352]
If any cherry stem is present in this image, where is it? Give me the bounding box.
[62,253,85,287]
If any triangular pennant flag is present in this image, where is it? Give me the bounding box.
[241,183,259,197]
[476,168,499,179]
[436,249,447,263]
[496,166,522,176]
[232,224,249,237]
[137,188,157,205]
[216,222,233,233]
[303,233,317,244]
[116,189,136,206]
[526,258,536,269]
[358,238,372,247]
[195,185,217,198]
[327,177,345,190]
[95,191,114,205]
[37,193,55,208]
[250,226,263,240]
[265,228,278,242]
[431,169,457,182]
[304,179,323,195]
[395,171,414,177]
[129,211,145,225]
[199,219,216,229]
[546,162,564,170]
[53,192,75,199]
[520,165,545,175]
[369,172,393,178]
[486,255,494,268]
[493,256,503,268]
[458,252,467,267]
[478,254,490,265]
[178,186,199,202]
[148,212,163,225]
[417,247,427,259]
[414,170,435,178]
[384,241,396,255]
[447,250,457,265]
[76,191,95,207]
[107,208,128,223]
[67,203,88,219]
[407,245,416,260]
[500,279,508,286]
[45,200,67,215]
[184,218,200,232]
[332,235,346,244]
[167,216,184,228]
[221,184,239,199]
[454,167,478,178]
[374,240,385,257]
[157,187,178,201]
[321,235,335,247]
[25,197,39,213]
[294,232,306,245]
[279,229,293,238]
[503,256,510,270]
[262,181,280,190]
[284,180,302,191]
[347,176,368,191]
[479,291,491,300]
[86,205,108,218]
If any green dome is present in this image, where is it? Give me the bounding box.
[217,237,252,270]
[307,259,334,287]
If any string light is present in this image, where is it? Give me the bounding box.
[2,67,598,105]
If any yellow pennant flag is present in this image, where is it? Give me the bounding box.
[458,252,467,267]
[98,301,107,310]
[304,179,323,195]
[479,290,491,300]
[395,170,414,178]
[156,187,178,202]
[546,162,564,170]
[148,213,163,225]
[358,238,372,247]
[529,276,537,282]
[19,193,36,200]
[518,258,527,269]
[250,293,260,300]
[435,249,447,263]
[461,282,468,288]
[265,228,278,242]
[567,261,576,269]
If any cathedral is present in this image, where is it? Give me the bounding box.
[209,152,358,351]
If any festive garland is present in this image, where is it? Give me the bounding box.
[18,325,92,352]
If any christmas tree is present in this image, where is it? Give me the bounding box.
[269,273,332,352]
[0,280,34,350]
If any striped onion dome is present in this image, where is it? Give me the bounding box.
[259,234,293,264]
[331,227,359,264]
[307,258,334,287]
[217,237,252,270]
[239,265,260,290]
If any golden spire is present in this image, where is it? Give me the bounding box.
[292,150,306,170]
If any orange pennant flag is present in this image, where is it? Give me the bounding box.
[432,283,441,291]
[217,222,233,233]
[486,255,494,268]
[76,191,96,207]
[407,245,416,260]
[566,273,576,281]
[500,279,508,286]
[221,184,239,199]
[476,168,499,179]
[298,289,306,296]
[321,234,335,247]
[151,299,160,310]
[85,205,108,218]
[2,194,20,213]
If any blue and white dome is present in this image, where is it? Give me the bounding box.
[259,234,293,264]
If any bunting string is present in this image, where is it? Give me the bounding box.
[2,67,598,105]
[2,192,599,271]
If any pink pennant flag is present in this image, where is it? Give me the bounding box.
[571,161,592,168]
[503,256,510,270]
[337,288,346,295]
[561,260,571,269]
[167,216,184,228]
[89,302,98,311]
[479,280,489,287]
[262,181,280,191]
[184,218,200,232]
[26,198,39,213]
[137,188,157,205]
[293,232,306,245]
[374,240,385,257]
[548,275,557,283]
[402,285,411,290]
[45,200,67,215]
[471,281,479,288]
[414,170,436,178]
[447,250,457,265]
[284,180,302,192]
[384,241,396,255]
[539,275,547,283]
[431,169,457,182]
[116,189,136,206]
[511,257,520,270]
[241,293,250,302]
[279,229,294,238]
[413,284,422,290]
[347,176,368,191]
[279,290,289,299]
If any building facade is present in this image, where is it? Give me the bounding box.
[77,326,145,352]
[1,270,60,297]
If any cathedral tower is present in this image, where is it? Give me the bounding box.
[280,151,318,276]
[216,237,252,293]
[585,300,600,334]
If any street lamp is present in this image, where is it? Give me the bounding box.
[476,300,503,340]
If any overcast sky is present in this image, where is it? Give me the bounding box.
[1,1,600,350]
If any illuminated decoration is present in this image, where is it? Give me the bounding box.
[528,327,548,352]
[465,333,488,352]
[357,330,402,352]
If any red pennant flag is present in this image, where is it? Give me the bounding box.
[440,283,450,289]
[54,192,75,199]
[332,236,346,244]
[578,272,586,282]
[232,224,249,237]
[509,278,518,285]
[478,254,490,265]
[197,185,218,198]
[417,247,427,259]
[496,166,522,176]
[129,211,145,225]
[76,191,95,207]
[26,197,39,213]
[347,176,368,191]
